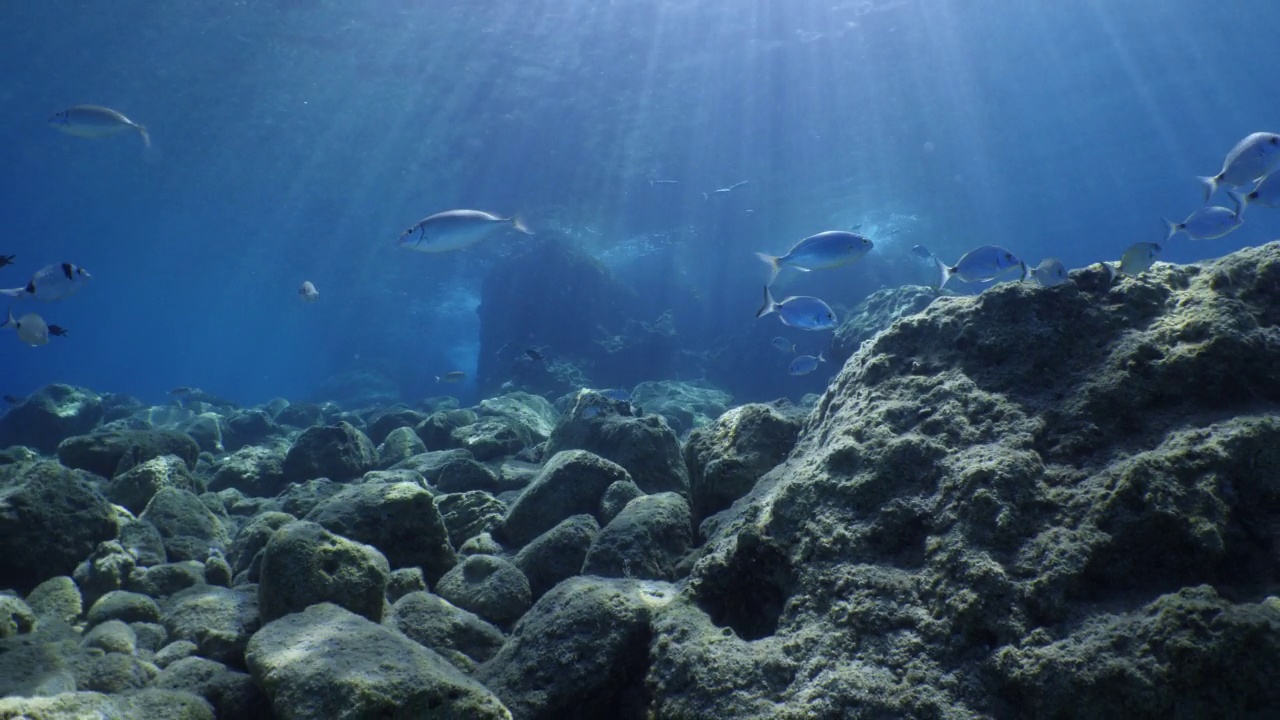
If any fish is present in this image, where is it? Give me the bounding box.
[524,348,546,361]
[1164,193,1244,241]
[1103,242,1162,283]
[648,179,680,186]
[2,306,49,347]
[0,263,92,302]
[436,371,467,383]
[755,286,838,330]
[1238,173,1280,210]
[298,281,319,302]
[1025,258,1069,287]
[704,181,749,199]
[910,245,934,260]
[1198,132,1280,202]
[49,105,150,148]
[169,386,196,395]
[3,395,24,405]
[755,231,874,285]
[932,245,1022,288]
[771,337,796,353]
[788,352,827,376]
[48,325,68,337]
[398,210,531,253]
[0,255,13,269]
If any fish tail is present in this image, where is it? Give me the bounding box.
[1162,217,1179,243]
[1227,188,1246,217]
[754,252,782,286]
[2,305,12,329]
[755,285,776,318]
[933,256,953,290]
[1197,175,1218,204]
[434,376,441,383]
[136,124,151,149]
[1103,262,1118,284]
[510,215,533,235]
[0,287,25,298]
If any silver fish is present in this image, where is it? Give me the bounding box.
[755,231,874,286]
[771,337,796,353]
[1164,193,1243,241]
[1025,258,1069,287]
[3,307,49,347]
[298,281,319,302]
[934,245,1022,288]
[398,210,531,253]
[755,286,838,330]
[788,352,826,376]
[1199,132,1280,202]
[0,263,91,302]
[1239,173,1280,210]
[49,105,150,148]
[1103,242,1162,283]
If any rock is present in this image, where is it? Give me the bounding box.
[391,448,475,482]
[73,541,136,608]
[101,392,147,422]
[414,409,477,451]
[154,640,200,668]
[513,514,599,600]
[367,406,428,445]
[361,468,429,487]
[205,552,232,586]
[388,591,507,671]
[208,442,289,497]
[227,511,296,577]
[258,521,390,623]
[139,487,231,559]
[154,656,272,720]
[221,409,282,452]
[477,392,560,443]
[830,284,938,363]
[304,481,456,584]
[387,567,427,603]
[583,492,693,581]
[437,491,507,549]
[598,479,643,525]
[275,477,343,517]
[435,457,503,493]
[180,413,224,454]
[375,425,427,468]
[125,561,206,598]
[86,590,161,626]
[81,619,136,654]
[546,394,690,495]
[0,384,103,453]
[118,517,168,566]
[131,621,168,654]
[499,450,631,547]
[0,690,214,720]
[0,461,118,592]
[451,419,529,461]
[281,421,377,483]
[57,429,200,478]
[434,554,531,628]
[275,402,323,428]
[25,576,82,624]
[459,532,504,557]
[75,652,160,692]
[630,380,732,435]
[246,602,510,719]
[0,595,37,638]
[107,454,204,515]
[161,584,259,666]
[684,403,802,523]
[478,576,667,719]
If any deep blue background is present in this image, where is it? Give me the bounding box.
[0,0,1275,407]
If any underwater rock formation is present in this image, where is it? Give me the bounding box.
[0,384,103,453]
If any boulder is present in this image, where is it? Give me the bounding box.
[0,384,103,453]
[281,421,377,483]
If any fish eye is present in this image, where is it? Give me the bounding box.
[1272,137,1279,145]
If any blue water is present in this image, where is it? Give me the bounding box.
[1,0,1274,408]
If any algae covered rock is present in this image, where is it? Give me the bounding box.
[684,402,802,523]
[257,520,390,623]
[499,449,631,547]
[434,554,532,627]
[57,428,200,478]
[246,602,510,719]
[0,383,103,453]
[0,461,118,592]
[161,584,259,666]
[513,513,599,601]
[546,393,689,495]
[388,590,507,671]
[829,284,938,362]
[208,441,288,497]
[107,454,203,514]
[582,492,693,581]
[281,421,377,483]
[630,380,731,435]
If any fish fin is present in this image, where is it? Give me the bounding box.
[510,215,533,235]
[792,266,812,272]
[1197,175,1218,204]
[1162,217,1180,242]
[136,124,151,149]
[1227,188,1246,217]
[1019,261,1030,282]
[933,256,953,289]
[754,252,783,286]
[755,285,776,318]
[0,287,25,298]
[1103,262,1118,284]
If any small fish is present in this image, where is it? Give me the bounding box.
[169,386,196,395]
[398,210,531,253]
[0,263,92,302]
[1025,258,1069,287]
[1198,132,1280,202]
[1164,193,1244,241]
[648,179,679,186]
[788,352,827,376]
[3,395,24,405]
[933,245,1022,288]
[1238,173,1280,210]
[1104,242,1162,282]
[755,286,838,330]
[0,255,13,269]
[704,181,749,199]
[524,348,545,362]
[49,105,150,148]
[755,231,874,285]
[48,325,68,337]
[436,371,467,383]
[2,306,49,346]
[298,281,319,302]
[910,245,934,260]
[771,337,796,353]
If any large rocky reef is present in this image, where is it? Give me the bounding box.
[0,243,1277,718]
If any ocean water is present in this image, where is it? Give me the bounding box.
[1,0,1275,408]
